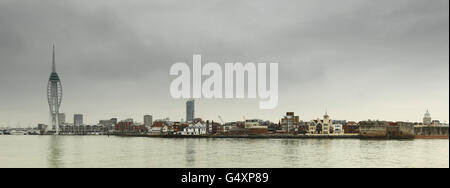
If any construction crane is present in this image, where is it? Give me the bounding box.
[218,115,225,124]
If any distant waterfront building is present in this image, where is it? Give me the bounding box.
[333,120,347,125]
[47,45,63,134]
[333,124,343,134]
[98,118,117,126]
[144,115,153,127]
[223,121,246,134]
[186,99,195,122]
[322,112,332,134]
[245,119,262,129]
[244,119,268,135]
[99,118,117,126]
[423,110,432,125]
[114,119,134,133]
[58,113,66,125]
[333,120,346,134]
[431,120,441,126]
[74,114,83,126]
[58,123,108,135]
[149,119,172,135]
[280,112,299,133]
[309,112,333,134]
[37,124,47,131]
[343,121,359,134]
[113,118,147,134]
[183,121,207,135]
[99,118,117,132]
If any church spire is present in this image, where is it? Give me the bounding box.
[52,44,56,73]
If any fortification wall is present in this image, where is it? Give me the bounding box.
[359,121,387,138]
[360,121,415,139]
[388,122,415,139]
[415,126,449,139]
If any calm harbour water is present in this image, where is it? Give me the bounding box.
[0,135,448,168]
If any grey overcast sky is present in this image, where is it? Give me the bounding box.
[0,0,448,126]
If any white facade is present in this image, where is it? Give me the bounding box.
[423,110,432,125]
[183,122,207,135]
[333,124,343,134]
[162,125,173,133]
[150,126,162,135]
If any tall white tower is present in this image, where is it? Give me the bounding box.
[47,45,63,135]
[423,110,432,125]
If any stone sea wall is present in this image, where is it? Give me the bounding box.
[359,121,387,138]
[415,126,449,139]
[359,121,415,139]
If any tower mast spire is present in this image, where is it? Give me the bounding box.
[52,44,56,73]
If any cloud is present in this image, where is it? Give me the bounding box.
[0,0,448,125]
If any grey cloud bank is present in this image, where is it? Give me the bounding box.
[0,0,448,125]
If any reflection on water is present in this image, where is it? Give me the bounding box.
[185,139,196,167]
[280,139,300,167]
[0,136,448,168]
[48,136,63,168]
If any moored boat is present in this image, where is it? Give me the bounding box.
[9,130,27,135]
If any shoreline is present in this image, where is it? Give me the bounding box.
[414,135,449,139]
[114,134,361,139]
[2,133,448,139]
